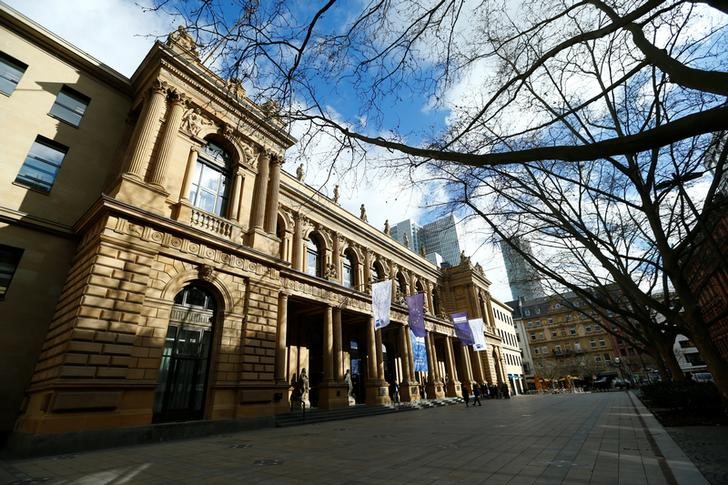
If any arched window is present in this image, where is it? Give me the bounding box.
[188,141,232,217]
[343,249,356,288]
[306,235,323,277]
[371,260,385,283]
[396,271,407,296]
[155,283,217,423]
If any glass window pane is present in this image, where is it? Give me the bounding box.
[197,190,216,213]
[0,245,24,300]
[15,138,67,192]
[0,52,27,95]
[200,164,221,191]
[49,104,83,126]
[307,249,318,277]
[49,87,89,126]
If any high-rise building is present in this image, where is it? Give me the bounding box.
[500,237,545,301]
[390,215,462,268]
[420,215,462,267]
[390,219,421,252]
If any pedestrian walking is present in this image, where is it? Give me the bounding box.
[472,384,482,406]
[462,385,470,407]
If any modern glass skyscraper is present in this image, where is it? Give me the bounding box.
[390,215,462,267]
[500,237,545,301]
[421,215,462,267]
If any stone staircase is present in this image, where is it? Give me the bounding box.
[275,397,464,427]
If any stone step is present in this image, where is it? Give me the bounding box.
[274,398,464,427]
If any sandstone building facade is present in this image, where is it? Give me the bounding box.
[0,5,513,442]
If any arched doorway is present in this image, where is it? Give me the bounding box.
[153,283,217,423]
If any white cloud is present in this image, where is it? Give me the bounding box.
[5,0,178,77]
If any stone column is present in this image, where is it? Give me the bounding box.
[367,318,378,382]
[264,155,282,234]
[275,292,288,384]
[331,234,341,284]
[390,262,398,301]
[464,345,474,384]
[292,214,303,271]
[178,147,199,201]
[365,319,388,405]
[126,81,167,179]
[444,337,458,396]
[405,327,416,382]
[333,308,343,381]
[399,325,412,383]
[148,91,186,187]
[363,251,372,292]
[230,167,244,221]
[424,332,435,399]
[250,152,270,229]
[323,305,334,382]
[375,327,385,380]
[470,347,485,384]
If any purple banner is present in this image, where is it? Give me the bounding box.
[452,312,474,345]
[406,293,426,338]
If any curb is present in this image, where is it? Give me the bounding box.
[628,391,709,485]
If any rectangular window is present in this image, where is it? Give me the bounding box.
[0,245,24,300]
[530,333,536,340]
[574,342,582,351]
[599,339,606,347]
[0,52,27,95]
[15,137,68,192]
[49,86,90,126]
[604,353,611,361]
[590,340,597,349]
[570,327,577,335]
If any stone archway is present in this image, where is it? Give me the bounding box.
[152,282,218,423]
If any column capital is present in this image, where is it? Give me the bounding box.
[150,78,169,95]
[167,89,187,105]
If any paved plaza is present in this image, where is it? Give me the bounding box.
[0,392,711,484]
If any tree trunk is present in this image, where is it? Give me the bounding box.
[652,354,671,383]
[655,334,686,383]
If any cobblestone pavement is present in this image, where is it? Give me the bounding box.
[665,426,728,485]
[0,392,708,484]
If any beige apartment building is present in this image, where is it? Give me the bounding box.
[0,4,511,446]
[517,297,620,389]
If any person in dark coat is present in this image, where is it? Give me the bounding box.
[462,385,470,407]
[472,384,482,406]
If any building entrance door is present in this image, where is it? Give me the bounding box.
[153,284,216,423]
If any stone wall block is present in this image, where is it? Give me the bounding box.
[88,355,111,366]
[102,344,133,356]
[67,341,103,354]
[96,367,127,378]
[59,366,97,378]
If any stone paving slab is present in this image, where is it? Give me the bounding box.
[0,392,711,484]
